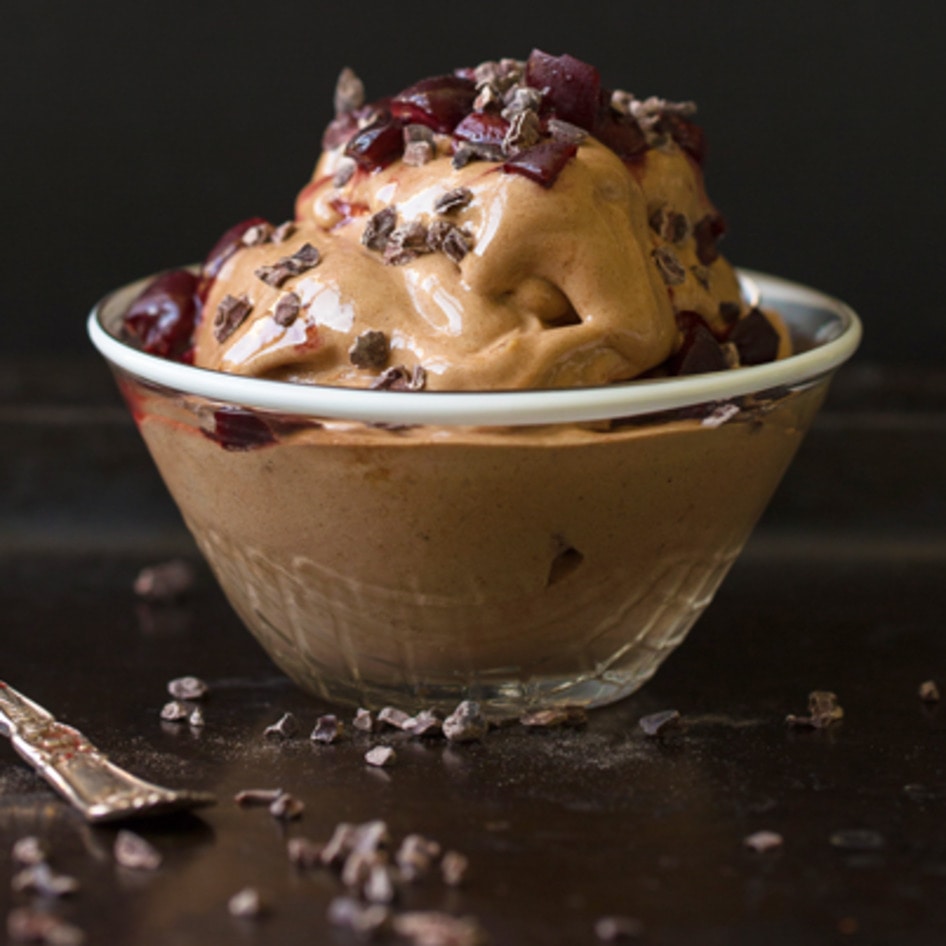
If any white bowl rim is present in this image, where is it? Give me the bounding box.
[88,268,861,426]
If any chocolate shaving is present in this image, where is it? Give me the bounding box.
[334,67,365,115]
[365,745,396,768]
[652,246,686,286]
[263,712,299,739]
[255,243,322,287]
[362,207,398,252]
[273,291,302,328]
[396,834,441,882]
[405,709,443,738]
[160,700,189,722]
[349,330,389,369]
[371,365,427,392]
[287,837,323,867]
[434,187,474,215]
[235,788,284,806]
[213,293,253,343]
[743,830,784,854]
[364,863,397,904]
[269,792,305,820]
[378,706,414,730]
[729,308,779,366]
[353,707,375,732]
[114,830,162,870]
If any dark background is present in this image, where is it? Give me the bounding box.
[1,0,942,365]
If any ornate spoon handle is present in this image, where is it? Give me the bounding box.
[0,680,215,822]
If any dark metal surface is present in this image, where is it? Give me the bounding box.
[2,361,946,944]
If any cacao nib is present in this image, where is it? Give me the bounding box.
[694,214,726,265]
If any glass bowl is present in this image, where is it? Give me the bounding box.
[89,271,860,715]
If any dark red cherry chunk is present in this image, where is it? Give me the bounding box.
[391,75,477,133]
[663,113,707,165]
[210,408,276,451]
[453,111,510,147]
[322,101,392,150]
[693,213,727,265]
[525,49,601,132]
[503,139,578,188]
[592,110,648,161]
[122,269,199,360]
[199,217,271,303]
[728,309,779,365]
[344,113,404,170]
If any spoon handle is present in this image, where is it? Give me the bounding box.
[0,680,215,822]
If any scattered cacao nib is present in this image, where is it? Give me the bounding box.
[114,831,162,871]
[426,219,453,252]
[440,226,472,264]
[271,220,297,243]
[12,837,47,867]
[503,109,542,154]
[370,365,427,392]
[273,291,302,328]
[653,246,686,286]
[452,141,505,169]
[547,118,588,145]
[7,908,85,946]
[287,837,323,868]
[694,213,726,265]
[328,897,392,936]
[134,559,195,601]
[320,823,360,867]
[519,706,588,729]
[263,712,299,739]
[365,746,396,768]
[378,707,414,730]
[241,222,273,247]
[11,863,80,898]
[167,676,208,701]
[396,835,442,882]
[255,243,322,288]
[786,690,844,730]
[311,714,345,744]
[349,330,390,369]
[650,206,690,244]
[235,788,284,807]
[334,67,366,115]
[333,158,357,186]
[434,187,474,215]
[595,915,644,942]
[213,293,253,344]
[690,264,710,289]
[406,709,443,738]
[403,140,435,166]
[473,83,502,111]
[364,863,397,904]
[228,886,266,919]
[443,700,488,743]
[341,848,381,889]
[383,221,431,265]
[743,830,784,854]
[829,829,885,851]
[729,309,779,366]
[441,850,469,887]
[502,85,543,118]
[638,709,681,737]
[919,680,941,702]
[270,792,305,821]
[393,911,487,946]
[187,707,205,728]
[160,700,190,722]
[353,708,375,733]
[718,301,742,325]
[362,206,399,252]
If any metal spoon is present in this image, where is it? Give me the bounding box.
[0,681,216,822]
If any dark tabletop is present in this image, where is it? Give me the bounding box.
[2,359,945,946]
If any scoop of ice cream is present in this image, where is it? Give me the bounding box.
[127,51,788,388]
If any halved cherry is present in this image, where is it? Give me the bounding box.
[453,111,510,148]
[503,139,578,188]
[122,269,199,361]
[525,49,600,132]
[592,110,648,161]
[198,217,271,303]
[391,75,477,133]
[663,113,707,165]
[344,113,404,170]
[209,408,276,451]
